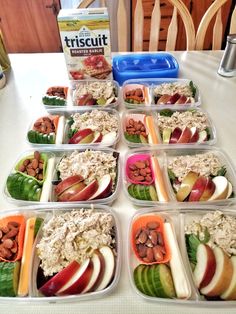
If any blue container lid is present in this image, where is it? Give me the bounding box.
[112,53,179,85]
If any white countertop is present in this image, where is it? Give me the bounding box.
[0,51,236,314]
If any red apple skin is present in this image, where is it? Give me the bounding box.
[69,128,94,144]
[175,95,187,104]
[69,179,99,201]
[166,93,181,104]
[169,127,182,144]
[55,175,84,195]
[58,182,87,202]
[189,127,199,143]
[188,176,208,202]
[57,260,94,295]
[177,126,192,144]
[157,94,172,105]
[200,177,216,201]
[89,175,112,200]
[92,132,103,143]
[39,261,80,296]
[193,244,216,289]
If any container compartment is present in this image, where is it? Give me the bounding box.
[26,108,120,148]
[123,146,236,207]
[70,80,119,109]
[42,86,69,110]
[122,78,200,109]
[128,205,236,306]
[4,148,120,205]
[122,108,216,148]
[0,204,121,303]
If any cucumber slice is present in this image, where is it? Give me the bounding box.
[42,134,48,144]
[7,174,25,199]
[6,173,19,191]
[149,185,158,201]
[34,217,44,237]
[48,132,56,144]
[138,185,148,200]
[133,264,146,295]
[23,178,39,200]
[27,130,37,143]
[32,187,42,201]
[0,262,20,297]
[19,176,31,200]
[133,184,142,200]
[150,264,176,298]
[28,184,40,201]
[128,184,135,198]
[142,265,156,296]
[140,134,148,144]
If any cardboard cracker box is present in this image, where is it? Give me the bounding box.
[58,8,112,80]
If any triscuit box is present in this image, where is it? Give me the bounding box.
[58,8,112,80]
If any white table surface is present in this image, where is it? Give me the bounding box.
[0,51,236,314]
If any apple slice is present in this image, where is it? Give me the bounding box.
[169,127,182,144]
[208,176,229,201]
[197,130,208,143]
[227,181,233,199]
[175,95,187,104]
[188,176,208,202]
[177,126,192,144]
[189,127,199,143]
[92,132,103,143]
[221,256,236,300]
[193,244,216,289]
[101,131,117,145]
[58,182,87,202]
[69,128,94,144]
[55,175,84,196]
[95,246,115,291]
[199,177,216,201]
[81,250,105,293]
[157,94,172,105]
[69,179,99,201]
[57,258,93,295]
[166,93,181,104]
[200,246,233,297]
[89,174,112,200]
[176,171,199,201]
[39,260,81,296]
[162,128,172,144]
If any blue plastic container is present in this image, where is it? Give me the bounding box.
[112,53,179,85]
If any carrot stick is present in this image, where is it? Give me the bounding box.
[151,156,169,202]
[18,217,36,296]
[145,116,160,144]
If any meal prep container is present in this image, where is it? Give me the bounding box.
[128,205,236,307]
[123,146,236,207]
[122,78,200,109]
[26,108,121,149]
[121,108,216,148]
[70,80,120,109]
[112,53,179,85]
[4,147,121,206]
[0,204,121,303]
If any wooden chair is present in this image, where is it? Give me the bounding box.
[195,0,236,50]
[78,0,195,52]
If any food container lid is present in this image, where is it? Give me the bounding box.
[112,53,179,85]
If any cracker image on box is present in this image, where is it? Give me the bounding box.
[58,8,112,80]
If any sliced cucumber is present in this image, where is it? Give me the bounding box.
[28,184,41,201]
[149,185,158,201]
[151,264,176,298]
[48,132,56,144]
[32,187,42,201]
[140,134,148,144]
[133,264,146,295]
[0,262,20,297]
[42,134,48,144]
[34,217,44,237]
[142,265,156,296]
[27,130,37,143]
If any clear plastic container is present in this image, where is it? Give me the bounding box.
[123,146,236,207]
[128,205,236,306]
[0,204,121,303]
[121,108,216,148]
[70,80,120,109]
[26,108,121,149]
[122,78,200,109]
[3,148,121,206]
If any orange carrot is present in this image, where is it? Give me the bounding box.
[0,215,25,262]
[151,156,169,202]
[145,116,160,144]
[51,115,60,131]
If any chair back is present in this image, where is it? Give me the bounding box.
[195,0,236,50]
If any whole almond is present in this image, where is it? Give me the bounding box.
[146,247,154,262]
[153,246,164,262]
[149,230,158,245]
[31,158,39,169]
[146,221,160,229]
[2,238,14,249]
[138,231,148,244]
[157,232,164,246]
[134,161,146,169]
[137,244,147,258]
